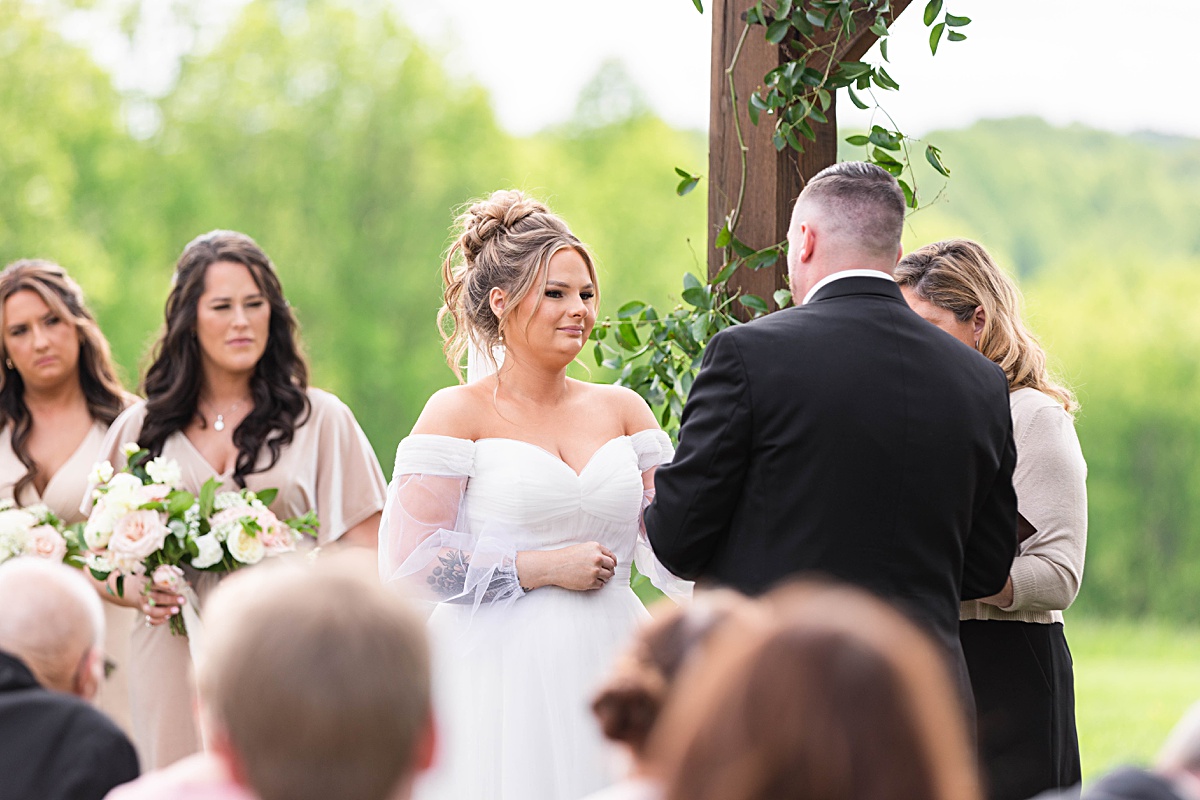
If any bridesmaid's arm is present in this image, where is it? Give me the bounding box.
[339,511,382,549]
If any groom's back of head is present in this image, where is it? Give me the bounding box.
[199,552,433,800]
[794,161,906,264]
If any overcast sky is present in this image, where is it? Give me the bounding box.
[394,0,1200,139]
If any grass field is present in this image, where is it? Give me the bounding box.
[1070,618,1200,780]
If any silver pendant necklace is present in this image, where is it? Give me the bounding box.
[205,399,245,432]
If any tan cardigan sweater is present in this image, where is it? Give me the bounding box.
[961,387,1087,624]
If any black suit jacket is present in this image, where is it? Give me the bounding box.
[645,276,1017,661]
[0,650,140,800]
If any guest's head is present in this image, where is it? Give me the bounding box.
[1157,701,1200,779]
[0,558,105,698]
[895,238,1076,411]
[440,189,598,380]
[651,581,981,800]
[141,230,310,485]
[196,552,434,800]
[593,591,755,761]
[787,161,906,299]
[0,259,125,497]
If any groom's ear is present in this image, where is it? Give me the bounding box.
[488,287,506,318]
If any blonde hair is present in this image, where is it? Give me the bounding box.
[652,581,982,800]
[895,239,1077,412]
[438,189,597,381]
[198,554,430,800]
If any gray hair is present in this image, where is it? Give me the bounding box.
[0,559,104,690]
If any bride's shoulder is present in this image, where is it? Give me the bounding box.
[410,383,491,439]
[574,381,658,435]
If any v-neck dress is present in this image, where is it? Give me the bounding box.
[93,387,388,770]
[0,419,138,735]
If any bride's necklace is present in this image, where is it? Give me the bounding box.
[201,398,247,432]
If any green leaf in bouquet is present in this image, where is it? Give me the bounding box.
[251,487,278,506]
[88,565,109,583]
[199,477,220,518]
[115,574,125,598]
[286,511,320,539]
[166,491,196,517]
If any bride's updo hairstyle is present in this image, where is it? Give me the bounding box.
[591,591,753,757]
[439,190,598,380]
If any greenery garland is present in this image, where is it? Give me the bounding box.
[593,0,968,439]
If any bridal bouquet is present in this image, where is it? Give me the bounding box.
[84,444,318,635]
[0,500,85,567]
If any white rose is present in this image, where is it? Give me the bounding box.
[0,508,37,541]
[226,526,264,565]
[83,498,120,550]
[121,442,141,459]
[191,532,224,569]
[145,457,182,488]
[0,498,14,512]
[89,460,115,486]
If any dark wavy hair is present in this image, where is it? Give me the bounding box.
[0,260,126,498]
[140,231,310,486]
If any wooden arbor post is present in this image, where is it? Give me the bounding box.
[707,0,911,314]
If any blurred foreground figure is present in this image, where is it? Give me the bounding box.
[107,552,434,800]
[585,591,757,800]
[0,558,139,800]
[1077,701,1200,800]
[651,581,983,800]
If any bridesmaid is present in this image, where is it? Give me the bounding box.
[92,230,387,769]
[0,259,136,732]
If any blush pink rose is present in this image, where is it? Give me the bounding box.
[151,564,186,593]
[252,508,296,555]
[24,525,67,562]
[108,509,170,566]
[137,484,172,505]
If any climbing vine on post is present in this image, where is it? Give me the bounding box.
[593,0,968,439]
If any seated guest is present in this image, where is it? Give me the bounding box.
[0,559,140,800]
[585,591,756,800]
[650,581,983,800]
[107,552,434,800]
[1078,701,1200,800]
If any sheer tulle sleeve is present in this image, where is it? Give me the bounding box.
[631,429,693,604]
[379,435,525,612]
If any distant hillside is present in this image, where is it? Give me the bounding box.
[869,117,1200,275]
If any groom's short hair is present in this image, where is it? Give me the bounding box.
[797,161,906,257]
[198,553,431,800]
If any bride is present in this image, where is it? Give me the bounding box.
[380,190,688,800]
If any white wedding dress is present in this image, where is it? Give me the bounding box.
[380,430,689,800]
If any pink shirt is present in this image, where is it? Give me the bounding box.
[105,753,257,800]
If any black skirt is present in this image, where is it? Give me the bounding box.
[960,619,1081,800]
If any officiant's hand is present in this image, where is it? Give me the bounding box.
[516,542,617,592]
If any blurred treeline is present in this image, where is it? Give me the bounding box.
[3,0,1198,620]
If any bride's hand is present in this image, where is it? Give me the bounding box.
[516,542,617,592]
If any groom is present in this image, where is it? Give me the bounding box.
[645,162,1017,685]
